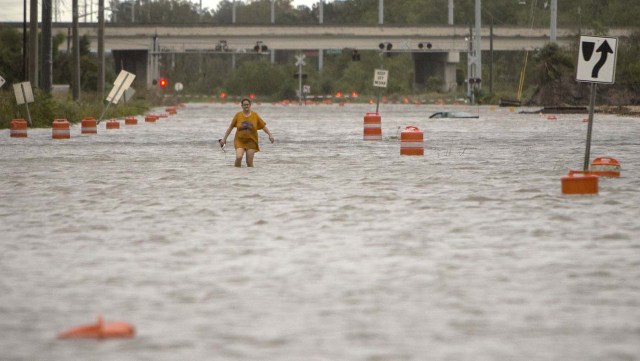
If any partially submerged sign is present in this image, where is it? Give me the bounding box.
[106,70,135,104]
[13,82,34,105]
[100,70,136,123]
[13,82,34,126]
[0,75,6,89]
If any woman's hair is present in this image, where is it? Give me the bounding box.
[241,98,251,105]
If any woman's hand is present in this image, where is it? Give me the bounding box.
[269,135,275,143]
[219,138,226,146]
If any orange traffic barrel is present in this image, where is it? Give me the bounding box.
[81,117,97,134]
[10,119,28,138]
[166,106,177,115]
[363,112,382,141]
[106,119,120,129]
[561,171,598,195]
[145,115,158,123]
[52,119,71,139]
[547,115,557,120]
[58,315,135,339]
[125,116,137,125]
[400,126,424,156]
[590,157,621,177]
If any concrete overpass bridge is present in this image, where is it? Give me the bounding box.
[5,22,632,91]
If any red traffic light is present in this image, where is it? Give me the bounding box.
[159,78,168,87]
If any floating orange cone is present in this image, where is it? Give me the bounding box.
[145,115,158,123]
[590,157,621,177]
[165,106,177,115]
[10,119,28,138]
[58,315,135,339]
[81,117,97,134]
[400,126,424,156]
[106,119,120,129]
[125,116,137,125]
[561,171,598,195]
[363,112,382,141]
[547,115,557,120]
[52,119,71,139]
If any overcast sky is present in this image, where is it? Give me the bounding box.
[0,0,319,22]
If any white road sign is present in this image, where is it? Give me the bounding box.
[106,70,135,104]
[373,69,388,88]
[0,75,5,89]
[13,82,34,105]
[175,82,184,92]
[295,54,306,66]
[576,36,618,84]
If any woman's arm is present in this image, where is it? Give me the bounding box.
[262,126,275,143]
[220,119,236,146]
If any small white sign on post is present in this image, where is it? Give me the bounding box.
[175,82,184,92]
[303,85,311,94]
[576,36,618,84]
[373,69,389,88]
[0,75,6,89]
[13,82,34,105]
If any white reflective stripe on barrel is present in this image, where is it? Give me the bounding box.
[364,135,382,140]
[10,130,27,135]
[400,142,423,148]
[364,124,381,128]
[53,129,70,135]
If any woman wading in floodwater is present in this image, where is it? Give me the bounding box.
[220,98,275,167]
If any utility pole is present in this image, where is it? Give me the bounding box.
[232,1,236,24]
[23,0,27,80]
[97,0,105,98]
[550,0,557,42]
[41,0,53,93]
[29,0,38,87]
[72,0,80,100]
[270,0,275,24]
[378,0,383,25]
[448,0,453,25]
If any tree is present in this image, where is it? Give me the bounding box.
[0,26,23,84]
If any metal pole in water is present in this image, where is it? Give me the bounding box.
[583,82,597,171]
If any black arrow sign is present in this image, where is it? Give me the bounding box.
[591,40,613,78]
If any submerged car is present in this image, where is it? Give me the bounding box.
[429,111,479,119]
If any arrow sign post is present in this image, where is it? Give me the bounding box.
[576,36,618,171]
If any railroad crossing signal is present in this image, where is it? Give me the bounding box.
[295,54,306,66]
[576,36,618,84]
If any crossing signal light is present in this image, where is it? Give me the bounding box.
[159,78,168,88]
[418,42,433,49]
[351,49,360,61]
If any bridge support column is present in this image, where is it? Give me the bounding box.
[413,52,459,92]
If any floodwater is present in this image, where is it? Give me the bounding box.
[1,102,639,361]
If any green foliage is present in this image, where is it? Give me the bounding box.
[0,25,24,84]
[531,43,574,84]
[0,88,149,129]
[224,60,289,96]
